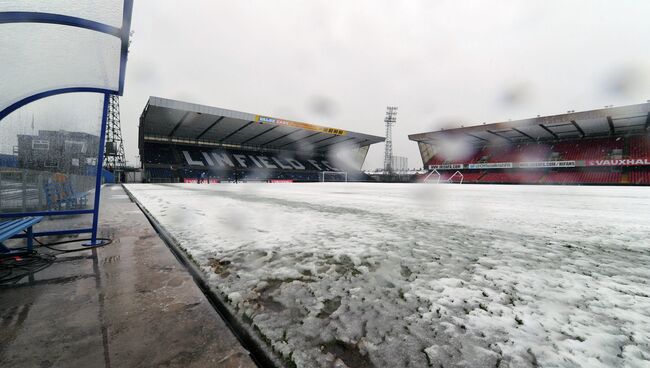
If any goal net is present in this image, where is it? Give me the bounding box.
[320,171,348,182]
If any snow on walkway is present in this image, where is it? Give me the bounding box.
[125,183,650,368]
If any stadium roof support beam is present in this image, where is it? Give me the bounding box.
[260,129,302,146]
[220,121,255,142]
[408,102,650,147]
[317,137,356,150]
[570,120,585,138]
[168,112,191,137]
[240,125,278,145]
[538,124,558,140]
[277,131,322,148]
[607,116,615,135]
[196,116,224,140]
[511,127,536,141]
[310,135,338,145]
[329,137,368,148]
[486,130,513,142]
[464,133,489,142]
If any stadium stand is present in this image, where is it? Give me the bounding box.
[537,170,621,184]
[410,103,650,185]
[480,171,546,184]
[629,169,650,184]
[628,135,650,158]
[457,171,485,183]
[139,97,384,182]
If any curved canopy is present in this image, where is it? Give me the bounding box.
[0,0,133,121]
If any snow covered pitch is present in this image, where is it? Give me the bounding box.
[125,183,650,368]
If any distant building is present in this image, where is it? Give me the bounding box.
[17,130,100,174]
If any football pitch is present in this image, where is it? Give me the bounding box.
[125,183,650,368]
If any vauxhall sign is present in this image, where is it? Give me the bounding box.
[587,158,650,167]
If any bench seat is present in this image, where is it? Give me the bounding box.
[0,216,44,255]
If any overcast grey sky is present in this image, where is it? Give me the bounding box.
[119,0,650,169]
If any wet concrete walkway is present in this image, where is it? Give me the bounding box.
[0,184,256,368]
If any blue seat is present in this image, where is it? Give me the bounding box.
[62,182,88,209]
[43,182,63,210]
[0,216,44,255]
[43,181,88,210]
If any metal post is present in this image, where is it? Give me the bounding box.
[22,170,27,211]
[84,93,110,246]
[38,173,43,208]
[26,225,33,252]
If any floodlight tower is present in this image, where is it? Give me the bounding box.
[383,106,398,173]
[104,94,126,179]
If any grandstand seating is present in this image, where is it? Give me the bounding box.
[478,172,510,183]
[419,169,630,185]
[550,137,623,161]
[145,168,173,178]
[420,133,650,185]
[143,144,176,165]
[628,135,650,158]
[472,170,620,185]
[487,144,551,163]
[146,167,328,183]
[628,169,650,184]
[480,171,546,184]
[142,142,370,182]
[426,135,646,167]
[538,171,621,184]
[457,171,485,183]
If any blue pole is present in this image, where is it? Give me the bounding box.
[85,93,110,246]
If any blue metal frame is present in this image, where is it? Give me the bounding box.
[0,87,114,121]
[83,93,111,246]
[0,209,94,218]
[12,228,94,239]
[0,216,42,255]
[0,1,133,245]
[0,0,134,117]
[0,12,122,36]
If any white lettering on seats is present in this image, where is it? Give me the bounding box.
[211,152,235,167]
[271,157,293,169]
[233,154,248,168]
[182,151,204,166]
[257,156,277,169]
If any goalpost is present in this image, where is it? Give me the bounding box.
[423,169,464,184]
[320,171,348,182]
[423,169,441,184]
[447,170,464,184]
